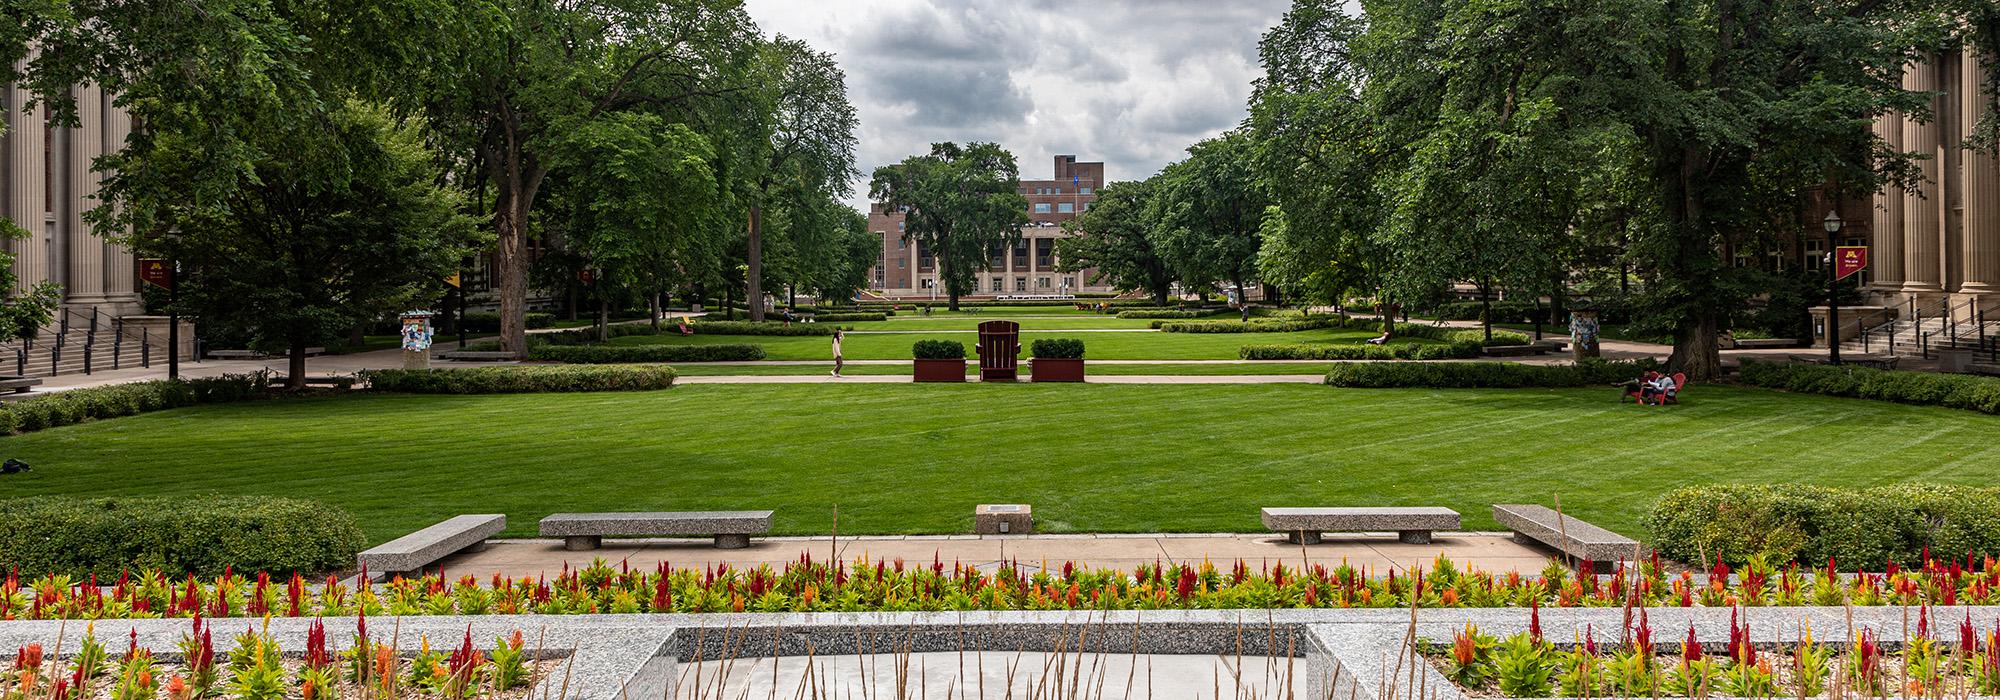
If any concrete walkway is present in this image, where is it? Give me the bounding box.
[429,532,1557,580]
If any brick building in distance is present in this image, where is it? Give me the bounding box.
[867,154,1120,299]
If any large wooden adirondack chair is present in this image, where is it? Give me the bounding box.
[977,320,1021,382]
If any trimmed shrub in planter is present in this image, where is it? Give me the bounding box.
[362,365,677,393]
[1029,338,1086,383]
[530,344,764,364]
[1738,359,2000,415]
[1645,483,2000,567]
[912,339,967,383]
[0,496,364,578]
[1322,359,1653,388]
[0,373,272,435]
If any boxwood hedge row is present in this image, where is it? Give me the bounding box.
[1646,483,2000,567]
[529,344,764,364]
[1738,360,2000,415]
[361,365,677,393]
[0,496,364,578]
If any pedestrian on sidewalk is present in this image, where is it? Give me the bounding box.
[830,328,845,378]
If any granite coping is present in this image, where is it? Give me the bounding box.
[539,511,774,536]
[1491,504,1644,561]
[358,514,505,575]
[6,607,2000,699]
[1260,507,1462,530]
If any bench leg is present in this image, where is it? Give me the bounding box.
[1284,531,1322,545]
[1510,531,1536,546]
[714,534,751,549]
[1398,530,1432,545]
[563,536,601,551]
[463,539,490,554]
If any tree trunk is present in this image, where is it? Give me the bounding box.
[566,283,578,322]
[943,256,960,311]
[287,338,307,391]
[1480,277,1494,343]
[650,292,662,331]
[724,285,735,321]
[495,202,529,357]
[348,325,365,347]
[597,294,609,343]
[1263,282,1283,307]
[1151,283,1170,307]
[747,206,765,322]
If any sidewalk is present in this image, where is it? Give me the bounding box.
[677,375,1329,385]
[428,532,1556,580]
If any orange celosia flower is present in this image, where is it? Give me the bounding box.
[509,630,524,651]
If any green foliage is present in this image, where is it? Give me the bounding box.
[870,142,1030,309]
[1151,130,1270,298]
[1737,360,2000,415]
[360,365,678,394]
[127,100,485,379]
[1056,179,1175,304]
[1644,483,2000,567]
[1158,317,1347,333]
[911,339,966,360]
[529,344,763,363]
[1425,301,1545,324]
[0,218,61,343]
[0,374,271,435]
[0,496,363,578]
[1323,360,1654,388]
[1492,633,1554,698]
[1028,338,1085,359]
[1116,309,1219,319]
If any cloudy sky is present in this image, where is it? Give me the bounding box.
[742,0,1293,209]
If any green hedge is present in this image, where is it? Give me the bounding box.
[1423,300,1543,324]
[1156,317,1348,333]
[1242,341,1482,361]
[688,320,837,336]
[460,311,557,332]
[0,496,364,578]
[913,339,966,359]
[0,374,271,435]
[1322,359,1653,388]
[1030,338,1085,359]
[1738,360,2000,415]
[1117,309,1219,320]
[807,313,887,323]
[529,344,763,364]
[1645,483,2000,567]
[362,365,677,393]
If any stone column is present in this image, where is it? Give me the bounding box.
[6,76,50,296]
[1901,55,1945,294]
[101,98,138,309]
[1958,46,2000,296]
[1872,109,1906,293]
[65,85,107,305]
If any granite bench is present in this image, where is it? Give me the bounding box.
[205,349,269,359]
[1492,504,1643,571]
[1260,507,1460,545]
[540,511,774,550]
[0,376,41,394]
[357,514,505,580]
[271,375,357,389]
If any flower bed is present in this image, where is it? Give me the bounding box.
[0,619,554,700]
[11,553,2000,620]
[1421,611,1991,697]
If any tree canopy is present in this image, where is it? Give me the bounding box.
[869,142,1029,311]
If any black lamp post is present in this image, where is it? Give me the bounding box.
[1824,210,1843,366]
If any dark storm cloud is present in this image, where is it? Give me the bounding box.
[746,0,1293,202]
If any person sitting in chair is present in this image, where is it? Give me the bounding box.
[1620,371,1659,402]
[1641,372,1677,404]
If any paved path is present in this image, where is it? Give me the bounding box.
[846,328,1160,334]
[430,532,1557,580]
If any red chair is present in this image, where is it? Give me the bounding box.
[976,320,1021,382]
[1655,373,1689,405]
[1623,372,1659,404]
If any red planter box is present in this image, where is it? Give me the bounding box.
[913,359,967,382]
[1031,358,1085,383]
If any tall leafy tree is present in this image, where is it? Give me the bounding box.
[429,0,757,356]
[131,101,483,387]
[1151,131,1272,307]
[740,37,858,321]
[869,142,1029,311]
[551,113,719,339]
[1056,179,1175,305]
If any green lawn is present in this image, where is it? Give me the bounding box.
[838,316,1164,331]
[635,327,1429,360]
[6,384,1996,544]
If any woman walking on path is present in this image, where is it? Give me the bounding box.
[830,328,845,378]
